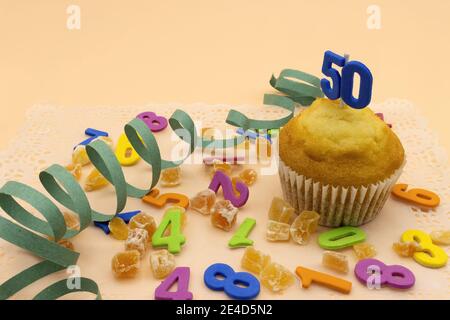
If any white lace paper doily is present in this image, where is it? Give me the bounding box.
[0,99,448,300]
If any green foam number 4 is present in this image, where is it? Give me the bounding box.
[228,218,256,248]
[152,207,186,254]
[318,226,366,250]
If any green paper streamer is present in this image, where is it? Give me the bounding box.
[0,68,322,300]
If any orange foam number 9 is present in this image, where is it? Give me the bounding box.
[401,230,448,268]
[115,133,141,166]
[142,188,190,209]
[392,184,440,208]
[295,266,352,294]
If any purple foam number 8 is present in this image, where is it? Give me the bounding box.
[137,112,168,132]
[209,171,249,208]
[354,258,415,289]
[155,267,193,300]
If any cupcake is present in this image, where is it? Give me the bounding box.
[278,98,405,227]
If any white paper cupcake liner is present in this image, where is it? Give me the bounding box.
[278,159,405,227]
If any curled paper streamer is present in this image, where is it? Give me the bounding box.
[0,69,322,300]
[226,69,323,131]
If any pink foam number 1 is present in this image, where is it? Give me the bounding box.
[209,171,249,207]
[154,267,193,300]
[137,112,168,132]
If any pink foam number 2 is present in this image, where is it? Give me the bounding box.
[137,112,168,132]
[154,267,193,300]
[209,171,249,208]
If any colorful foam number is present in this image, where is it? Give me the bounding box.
[142,188,189,209]
[152,207,186,254]
[228,218,256,248]
[401,230,448,268]
[391,184,440,208]
[78,128,109,147]
[93,210,141,234]
[115,133,140,166]
[354,258,415,289]
[295,266,352,294]
[321,50,373,109]
[204,263,260,300]
[155,267,193,300]
[137,112,168,133]
[318,226,366,250]
[209,171,249,208]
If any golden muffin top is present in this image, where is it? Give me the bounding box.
[279,98,405,187]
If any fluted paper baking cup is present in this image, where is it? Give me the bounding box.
[278,159,405,227]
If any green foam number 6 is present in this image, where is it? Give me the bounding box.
[318,226,366,250]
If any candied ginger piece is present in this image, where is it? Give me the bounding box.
[160,167,181,187]
[84,168,109,192]
[231,176,244,195]
[125,228,149,256]
[322,251,349,273]
[241,247,271,275]
[190,189,216,215]
[58,239,75,251]
[65,163,82,181]
[430,230,450,245]
[63,211,80,230]
[268,197,295,224]
[353,243,377,260]
[129,212,157,241]
[211,200,238,231]
[266,220,290,242]
[72,145,91,166]
[260,262,295,293]
[392,241,420,257]
[238,169,257,186]
[109,217,129,240]
[150,249,176,279]
[211,159,232,176]
[290,210,320,245]
[111,250,140,278]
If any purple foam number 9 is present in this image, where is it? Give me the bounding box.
[354,258,415,289]
[137,112,168,132]
[208,171,249,208]
[155,267,193,300]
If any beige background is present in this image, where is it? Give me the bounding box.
[0,0,449,156]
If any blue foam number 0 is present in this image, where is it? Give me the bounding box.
[320,50,373,109]
[204,263,260,300]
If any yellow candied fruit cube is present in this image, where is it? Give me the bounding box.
[238,168,257,186]
[211,159,232,177]
[160,167,181,187]
[65,163,82,181]
[125,228,149,256]
[129,212,157,242]
[353,243,377,260]
[63,211,80,231]
[84,168,109,192]
[111,250,140,278]
[266,220,290,242]
[109,217,129,240]
[211,200,238,231]
[190,189,216,215]
[268,197,295,224]
[392,241,420,257]
[241,247,271,275]
[290,210,320,245]
[150,249,176,279]
[322,251,349,273]
[430,230,450,246]
[72,145,91,166]
[260,262,295,293]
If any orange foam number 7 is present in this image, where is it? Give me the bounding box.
[296,266,352,294]
[392,184,440,208]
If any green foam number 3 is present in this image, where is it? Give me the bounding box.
[318,226,366,250]
[152,207,186,254]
